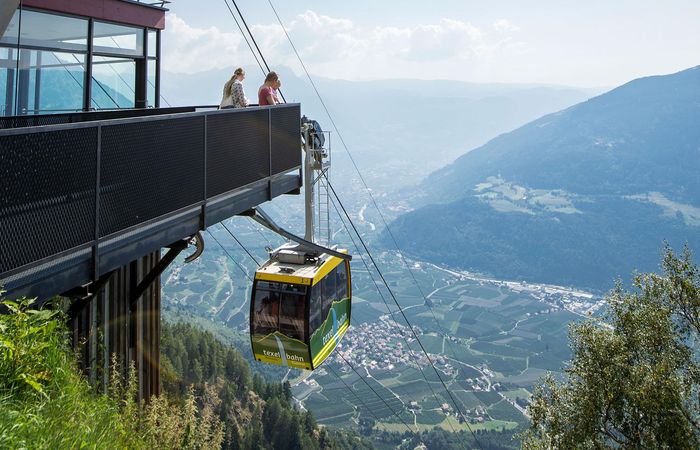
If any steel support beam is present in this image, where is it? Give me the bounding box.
[129,240,187,309]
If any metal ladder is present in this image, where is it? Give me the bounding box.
[314,133,331,247]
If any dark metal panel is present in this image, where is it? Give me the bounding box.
[98,213,200,277]
[0,127,97,273]
[99,116,205,236]
[205,179,271,227]
[270,104,301,174]
[206,109,270,197]
[1,254,92,301]
[271,172,303,198]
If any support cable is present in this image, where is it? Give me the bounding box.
[337,352,416,434]
[229,0,286,102]
[206,230,252,282]
[266,0,457,365]
[222,0,266,77]
[329,195,462,437]
[327,364,383,425]
[247,216,275,250]
[227,2,479,443]
[326,176,482,449]
[231,0,287,103]
[220,222,260,265]
[266,2,479,442]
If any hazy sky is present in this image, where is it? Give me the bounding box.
[163,1,700,88]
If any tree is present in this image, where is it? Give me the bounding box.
[521,247,700,449]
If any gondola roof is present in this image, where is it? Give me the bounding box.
[255,252,347,286]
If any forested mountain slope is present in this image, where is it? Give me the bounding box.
[161,322,374,450]
[388,66,700,288]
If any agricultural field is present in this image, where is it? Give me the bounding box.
[293,257,591,431]
[160,215,599,434]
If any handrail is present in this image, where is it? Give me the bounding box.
[0,106,197,130]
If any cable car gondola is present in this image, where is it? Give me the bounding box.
[250,244,351,370]
[246,118,351,370]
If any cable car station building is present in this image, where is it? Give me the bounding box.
[1,1,303,400]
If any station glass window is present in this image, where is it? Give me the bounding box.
[91,56,135,108]
[1,7,159,115]
[147,58,156,107]
[1,10,88,52]
[0,48,85,115]
[147,30,157,58]
[93,21,143,57]
[0,48,17,115]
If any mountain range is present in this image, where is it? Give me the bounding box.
[162,67,597,188]
[387,66,700,290]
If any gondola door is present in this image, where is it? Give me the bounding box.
[250,279,313,370]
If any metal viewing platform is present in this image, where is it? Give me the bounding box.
[1,103,302,301]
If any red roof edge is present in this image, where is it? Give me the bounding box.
[22,0,166,30]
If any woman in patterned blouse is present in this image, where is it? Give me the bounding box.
[219,67,249,109]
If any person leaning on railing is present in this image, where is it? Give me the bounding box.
[219,67,249,109]
[258,72,280,106]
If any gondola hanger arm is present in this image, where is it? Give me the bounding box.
[241,207,351,261]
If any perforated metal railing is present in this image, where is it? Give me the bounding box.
[0,107,196,130]
[0,104,302,299]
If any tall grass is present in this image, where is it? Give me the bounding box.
[0,298,223,449]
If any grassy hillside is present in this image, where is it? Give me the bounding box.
[0,299,224,449]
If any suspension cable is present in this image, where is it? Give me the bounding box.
[327,364,383,425]
[325,175,481,449]
[222,0,266,76]
[329,195,463,437]
[265,0,453,353]
[229,0,271,73]
[220,222,260,265]
[338,352,416,434]
[206,230,252,282]
[229,0,286,103]
[265,0,464,379]
[224,2,480,443]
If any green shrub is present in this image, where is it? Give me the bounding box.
[0,298,224,449]
[0,298,128,448]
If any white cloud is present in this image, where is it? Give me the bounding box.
[162,14,243,73]
[493,19,520,33]
[162,11,524,81]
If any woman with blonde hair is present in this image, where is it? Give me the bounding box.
[272,79,283,104]
[258,71,279,106]
[219,67,249,109]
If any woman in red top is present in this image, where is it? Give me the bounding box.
[258,72,279,106]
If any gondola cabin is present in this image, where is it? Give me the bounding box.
[250,249,351,370]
